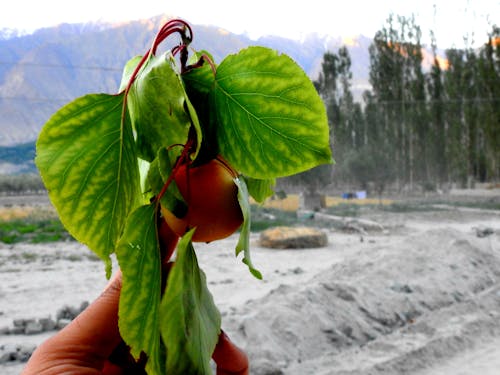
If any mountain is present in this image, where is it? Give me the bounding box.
[0,15,371,148]
[0,142,36,174]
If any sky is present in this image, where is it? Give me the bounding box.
[1,0,498,48]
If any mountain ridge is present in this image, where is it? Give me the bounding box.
[0,15,371,147]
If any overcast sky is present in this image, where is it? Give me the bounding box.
[1,0,498,47]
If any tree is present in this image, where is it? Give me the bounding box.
[443,48,475,187]
[291,16,500,199]
[368,14,428,190]
[477,25,500,180]
[426,31,448,186]
[315,51,341,140]
[342,143,396,200]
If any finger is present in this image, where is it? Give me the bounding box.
[212,331,249,375]
[56,270,124,354]
[22,271,123,374]
[102,361,125,375]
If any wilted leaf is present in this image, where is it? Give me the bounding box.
[235,177,262,279]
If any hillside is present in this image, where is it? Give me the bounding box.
[0,15,371,147]
[0,142,36,174]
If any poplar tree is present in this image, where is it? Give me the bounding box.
[368,14,427,189]
[426,31,447,186]
[477,25,500,180]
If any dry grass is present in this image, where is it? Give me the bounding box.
[260,195,300,211]
[324,196,393,207]
[0,205,57,221]
[258,194,393,212]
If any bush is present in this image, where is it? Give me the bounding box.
[324,203,363,217]
[340,145,397,197]
[249,204,299,231]
[0,173,45,194]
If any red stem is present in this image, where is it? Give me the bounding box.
[200,53,217,77]
[154,139,194,205]
[120,19,193,128]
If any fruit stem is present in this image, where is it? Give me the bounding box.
[154,139,195,205]
[183,53,217,77]
[151,19,192,56]
[124,19,192,96]
[120,19,193,125]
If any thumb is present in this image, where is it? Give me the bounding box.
[22,271,123,374]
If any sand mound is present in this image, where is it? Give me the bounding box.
[223,228,500,374]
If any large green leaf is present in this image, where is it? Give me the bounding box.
[213,46,332,179]
[160,230,221,374]
[127,53,201,162]
[116,204,163,375]
[35,93,140,271]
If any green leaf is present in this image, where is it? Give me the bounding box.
[115,204,163,375]
[244,176,275,203]
[160,230,221,374]
[182,57,219,161]
[35,93,140,271]
[235,177,262,279]
[213,46,333,179]
[182,52,216,97]
[119,55,143,92]
[146,147,186,216]
[127,53,198,162]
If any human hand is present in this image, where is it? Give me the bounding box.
[21,271,139,374]
[21,270,248,374]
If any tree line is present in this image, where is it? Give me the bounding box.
[0,173,45,194]
[306,15,499,196]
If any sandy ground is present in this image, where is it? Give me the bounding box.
[1,197,500,374]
